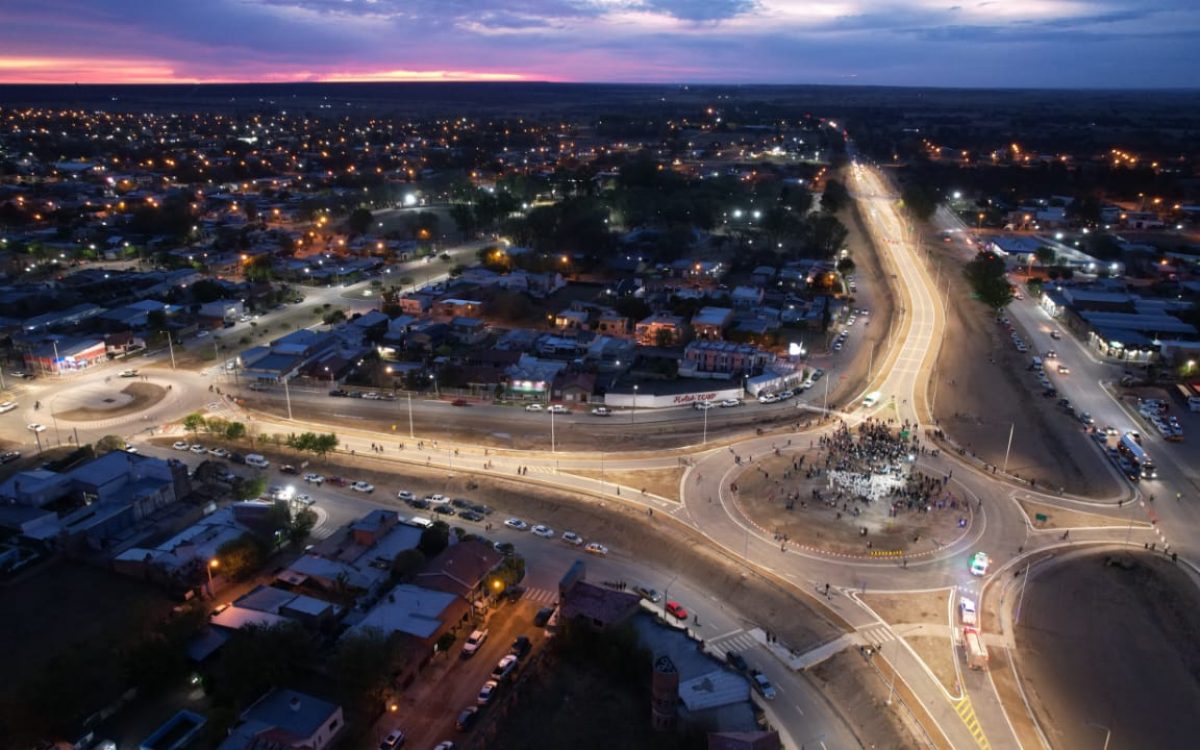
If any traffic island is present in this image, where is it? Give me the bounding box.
[55,381,168,421]
[730,425,974,558]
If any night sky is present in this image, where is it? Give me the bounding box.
[1,0,1195,88]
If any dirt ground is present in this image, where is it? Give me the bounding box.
[807,650,931,750]
[926,239,1112,496]
[906,635,958,695]
[56,382,167,420]
[1016,497,1148,530]
[861,589,951,627]
[735,451,968,556]
[566,466,684,501]
[1014,551,1200,750]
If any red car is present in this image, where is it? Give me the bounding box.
[326,475,349,487]
[665,601,688,620]
[451,398,469,407]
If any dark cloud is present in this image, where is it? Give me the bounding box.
[642,0,757,21]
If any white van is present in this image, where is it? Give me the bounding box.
[404,515,434,528]
[244,454,270,469]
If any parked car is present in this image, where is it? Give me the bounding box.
[504,518,529,530]
[328,389,349,397]
[531,524,554,538]
[280,464,299,475]
[561,531,583,545]
[172,440,190,450]
[726,651,749,672]
[665,601,688,620]
[208,447,231,458]
[459,510,484,522]
[189,444,206,454]
[477,680,499,706]
[379,729,406,750]
[719,399,742,408]
[491,654,518,681]
[749,670,776,700]
[461,629,488,657]
[534,607,555,627]
[524,403,543,412]
[694,401,715,410]
[304,473,325,484]
[451,398,469,407]
[1,450,21,463]
[510,635,532,659]
[548,404,569,413]
[350,481,375,493]
[397,490,415,502]
[455,707,478,731]
[584,542,608,556]
[0,401,16,413]
[633,585,661,603]
[433,505,456,516]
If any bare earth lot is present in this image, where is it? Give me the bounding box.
[1015,551,1200,750]
[57,382,167,420]
[566,466,684,501]
[926,239,1113,497]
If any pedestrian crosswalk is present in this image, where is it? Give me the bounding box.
[954,697,991,750]
[857,623,897,648]
[523,587,558,605]
[709,629,758,654]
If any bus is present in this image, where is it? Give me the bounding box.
[1118,433,1158,479]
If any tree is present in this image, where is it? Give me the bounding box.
[183,412,206,438]
[323,309,347,326]
[225,421,246,442]
[449,203,477,238]
[806,214,849,259]
[204,417,229,437]
[190,279,225,304]
[963,252,1014,311]
[288,508,318,546]
[215,533,268,581]
[94,434,126,453]
[821,179,850,213]
[1035,246,1056,266]
[347,207,373,236]
[213,623,315,709]
[312,433,338,460]
[494,554,526,589]
[900,184,938,221]
[330,629,398,712]
[418,521,450,557]
[391,548,425,581]
[233,475,267,501]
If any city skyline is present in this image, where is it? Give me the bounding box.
[1,0,1197,88]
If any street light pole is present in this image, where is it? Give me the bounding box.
[51,340,60,376]
[1086,722,1111,750]
[702,402,708,444]
[632,385,639,424]
[407,394,415,439]
[164,331,176,370]
[550,408,556,454]
[282,377,294,421]
[206,558,219,598]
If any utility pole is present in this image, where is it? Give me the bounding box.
[1015,562,1031,624]
[550,407,556,454]
[702,402,709,444]
[165,331,176,370]
[1002,422,1015,474]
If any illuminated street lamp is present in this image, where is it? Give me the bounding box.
[206,558,219,597]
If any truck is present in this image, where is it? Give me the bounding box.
[963,627,989,670]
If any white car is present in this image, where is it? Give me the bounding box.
[461,628,488,657]
[758,394,779,404]
[304,473,324,484]
[524,403,543,412]
[531,524,554,538]
[362,392,381,400]
[584,542,609,556]
[350,481,375,493]
[720,399,742,408]
[427,493,448,505]
[172,440,190,450]
[969,552,990,577]
[379,729,405,750]
[504,518,529,530]
[477,680,499,706]
[0,401,16,413]
[119,369,139,378]
[189,444,207,454]
[208,447,231,458]
[397,490,415,502]
[590,406,611,416]
[547,404,569,413]
[959,597,978,626]
[27,423,46,433]
[293,494,314,507]
[562,531,584,546]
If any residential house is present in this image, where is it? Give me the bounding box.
[218,689,344,750]
[415,539,504,603]
[635,313,688,347]
[691,307,733,341]
[679,341,774,379]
